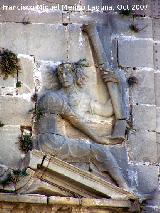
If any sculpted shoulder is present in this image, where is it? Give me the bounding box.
[38,91,67,114]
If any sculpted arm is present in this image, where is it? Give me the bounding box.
[39,92,104,143]
[62,101,118,145]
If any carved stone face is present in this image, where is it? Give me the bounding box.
[57,64,74,88]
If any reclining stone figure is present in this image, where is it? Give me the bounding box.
[36,62,129,190]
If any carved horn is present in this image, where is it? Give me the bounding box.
[82,23,124,120]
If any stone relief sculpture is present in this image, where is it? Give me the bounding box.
[0,24,129,195]
[36,60,129,190]
[37,22,128,189]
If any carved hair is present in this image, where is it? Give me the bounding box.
[57,62,87,87]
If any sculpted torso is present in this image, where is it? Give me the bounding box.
[38,63,114,144]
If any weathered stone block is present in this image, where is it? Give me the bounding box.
[142,207,160,213]
[132,105,156,131]
[156,133,160,163]
[110,16,152,38]
[131,69,155,105]
[153,43,160,70]
[0,96,33,125]
[129,17,153,38]
[128,130,157,163]
[153,19,160,40]
[18,54,35,94]
[118,38,153,68]
[129,165,159,194]
[150,0,160,18]
[155,73,160,106]
[0,0,63,24]
[156,108,160,133]
[109,15,132,35]
[0,23,67,61]
[68,24,94,65]
[0,77,16,88]
[110,146,129,179]
[27,24,67,61]
[81,0,102,8]
[0,88,16,96]
[0,126,23,169]
[145,190,160,211]
[0,193,47,204]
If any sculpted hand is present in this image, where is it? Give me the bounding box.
[93,135,122,145]
[100,68,119,84]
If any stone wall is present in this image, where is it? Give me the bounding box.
[0,0,160,212]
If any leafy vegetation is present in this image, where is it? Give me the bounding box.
[29,107,45,121]
[19,134,33,153]
[16,81,22,88]
[0,49,21,79]
[129,24,140,33]
[31,93,38,102]
[127,76,138,87]
[0,121,4,127]
[0,169,28,186]
[0,173,12,185]
[74,59,90,68]
[119,9,133,16]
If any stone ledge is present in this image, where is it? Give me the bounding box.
[49,196,132,208]
[29,150,137,200]
[0,193,47,204]
[0,193,132,209]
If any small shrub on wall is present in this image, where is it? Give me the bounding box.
[0,48,21,79]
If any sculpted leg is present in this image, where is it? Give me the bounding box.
[37,133,90,161]
[91,144,129,190]
[36,134,128,190]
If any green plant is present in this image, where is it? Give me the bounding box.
[0,173,12,185]
[19,134,33,153]
[74,59,90,68]
[0,49,21,79]
[0,169,28,186]
[129,23,148,33]
[31,93,38,102]
[16,81,22,88]
[29,107,45,121]
[36,107,45,121]
[11,169,28,183]
[22,17,31,25]
[127,76,138,87]
[0,121,4,127]
[129,24,140,33]
[119,9,133,16]
[13,169,28,177]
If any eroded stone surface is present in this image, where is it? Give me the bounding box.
[131,69,155,105]
[110,16,152,38]
[128,130,157,163]
[132,104,156,131]
[155,73,160,107]
[118,38,154,68]
[0,23,67,61]
[18,54,35,94]
[130,165,159,194]
[0,126,23,169]
[0,96,33,126]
